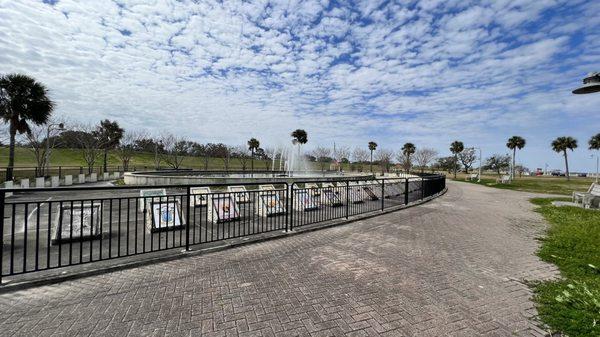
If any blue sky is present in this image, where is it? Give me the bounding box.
[0,0,599,171]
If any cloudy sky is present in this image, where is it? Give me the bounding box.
[1,0,599,171]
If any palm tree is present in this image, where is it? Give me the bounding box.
[401,143,416,173]
[506,136,526,179]
[247,137,260,174]
[551,136,578,180]
[368,141,377,173]
[291,129,307,145]
[590,133,600,150]
[0,74,54,180]
[96,119,124,172]
[449,140,464,179]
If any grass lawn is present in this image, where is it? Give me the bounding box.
[451,172,595,195]
[0,147,277,170]
[531,198,600,336]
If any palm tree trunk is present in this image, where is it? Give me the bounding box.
[512,148,516,179]
[370,151,373,173]
[251,150,254,177]
[564,151,570,180]
[453,154,457,179]
[7,128,16,180]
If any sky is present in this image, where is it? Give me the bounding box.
[0,0,599,172]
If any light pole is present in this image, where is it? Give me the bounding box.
[45,123,65,176]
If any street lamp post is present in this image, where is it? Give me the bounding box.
[45,123,64,176]
[470,147,482,182]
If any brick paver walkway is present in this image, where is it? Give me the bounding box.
[0,181,559,336]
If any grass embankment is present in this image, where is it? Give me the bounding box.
[451,172,595,195]
[531,198,600,336]
[0,147,275,170]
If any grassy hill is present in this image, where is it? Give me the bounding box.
[0,146,287,181]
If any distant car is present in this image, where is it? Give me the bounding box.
[577,173,587,177]
[551,170,565,176]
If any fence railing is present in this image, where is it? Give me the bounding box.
[0,175,445,282]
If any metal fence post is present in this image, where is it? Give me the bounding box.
[0,191,4,284]
[381,179,385,211]
[404,178,409,205]
[288,183,294,232]
[345,181,350,219]
[185,186,191,251]
[58,166,62,179]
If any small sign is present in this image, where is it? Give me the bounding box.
[257,192,286,216]
[147,200,183,232]
[362,186,379,200]
[227,186,250,203]
[139,188,167,211]
[322,189,343,206]
[294,190,319,211]
[190,187,211,207]
[52,203,102,244]
[208,195,240,223]
[305,183,321,196]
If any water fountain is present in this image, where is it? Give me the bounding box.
[124,142,372,186]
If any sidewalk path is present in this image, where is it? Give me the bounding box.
[0,181,559,336]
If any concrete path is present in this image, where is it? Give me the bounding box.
[0,181,559,336]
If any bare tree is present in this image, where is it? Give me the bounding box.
[312,146,332,171]
[160,134,189,169]
[73,124,104,174]
[352,147,369,172]
[414,148,438,173]
[458,148,477,173]
[117,131,144,171]
[233,145,250,171]
[394,151,410,173]
[376,149,394,175]
[264,147,276,170]
[334,145,350,171]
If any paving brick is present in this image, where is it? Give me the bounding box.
[0,182,559,336]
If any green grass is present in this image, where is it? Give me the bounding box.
[530,198,600,336]
[452,173,595,195]
[0,147,277,170]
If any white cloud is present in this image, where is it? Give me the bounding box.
[0,0,598,171]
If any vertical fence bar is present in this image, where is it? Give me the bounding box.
[186,186,191,251]
[288,184,293,232]
[404,179,409,205]
[381,180,385,211]
[0,191,4,284]
[345,181,350,219]
[421,178,424,200]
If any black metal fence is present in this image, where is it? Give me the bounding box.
[0,175,445,282]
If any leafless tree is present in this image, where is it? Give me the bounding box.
[117,130,144,171]
[233,145,250,171]
[160,134,189,169]
[458,148,477,173]
[264,147,276,170]
[376,149,394,174]
[414,148,438,173]
[352,147,369,172]
[73,124,104,174]
[312,146,332,171]
[25,120,65,176]
[333,145,350,171]
[395,151,410,173]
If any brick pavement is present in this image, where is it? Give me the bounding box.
[0,181,559,336]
